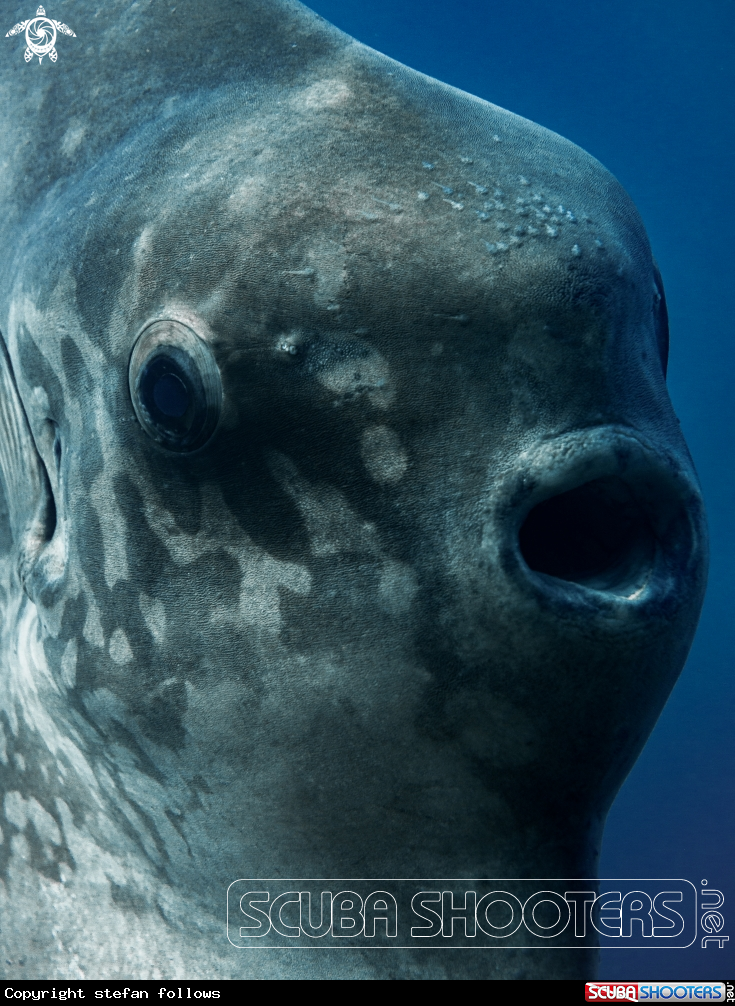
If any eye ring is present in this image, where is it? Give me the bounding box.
[129,319,222,452]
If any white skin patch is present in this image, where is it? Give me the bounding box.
[83,600,105,648]
[60,121,86,158]
[30,385,50,413]
[89,405,130,590]
[298,79,352,111]
[109,627,133,665]
[304,236,347,309]
[4,790,27,829]
[318,351,395,409]
[132,225,155,270]
[378,560,418,615]
[139,593,167,645]
[60,638,78,688]
[361,425,408,484]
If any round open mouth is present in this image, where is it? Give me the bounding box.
[519,475,656,595]
[507,426,704,603]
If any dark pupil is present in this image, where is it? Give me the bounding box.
[153,372,189,417]
[138,354,196,435]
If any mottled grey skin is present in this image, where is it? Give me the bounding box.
[0,0,707,981]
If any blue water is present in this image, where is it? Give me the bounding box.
[305,0,735,980]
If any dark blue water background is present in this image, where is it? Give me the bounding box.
[305,0,735,979]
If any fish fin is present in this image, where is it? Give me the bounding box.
[0,331,60,603]
[652,259,669,379]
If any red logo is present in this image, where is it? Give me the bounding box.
[585,985,639,1002]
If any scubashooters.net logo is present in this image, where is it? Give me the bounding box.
[226,879,698,948]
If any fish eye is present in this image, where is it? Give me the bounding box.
[129,320,222,452]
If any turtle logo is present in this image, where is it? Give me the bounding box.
[5,5,76,63]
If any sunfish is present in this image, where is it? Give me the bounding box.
[0,0,706,980]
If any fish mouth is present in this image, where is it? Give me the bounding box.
[498,426,706,604]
